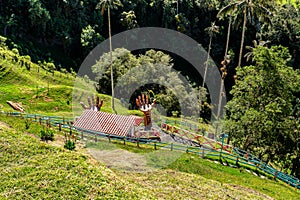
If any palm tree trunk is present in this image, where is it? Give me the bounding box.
[238,5,247,68]
[202,34,212,88]
[217,18,231,120]
[108,6,116,113]
[224,18,231,59]
[218,18,232,143]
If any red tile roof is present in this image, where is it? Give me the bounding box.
[74,110,143,136]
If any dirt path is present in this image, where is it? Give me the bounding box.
[0,121,11,129]
[87,148,154,172]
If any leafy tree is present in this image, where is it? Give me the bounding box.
[120,10,139,29]
[92,48,207,116]
[81,25,104,53]
[224,45,300,177]
[96,0,122,113]
[244,39,270,62]
[28,0,51,35]
[92,48,139,94]
[261,4,300,69]
[2,14,17,36]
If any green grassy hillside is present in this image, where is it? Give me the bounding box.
[0,42,75,116]
[1,38,300,199]
[0,37,140,117]
[1,116,299,199]
[0,35,104,116]
[1,117,298,200]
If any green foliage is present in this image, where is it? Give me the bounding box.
[120,10,138,29]
[262,3,300,69]
[0,36,7,47]
[225,45,300,178]
[24,119,31,130]
[92,48,138,94]
[64,139,76,150]
[81,25,104,52]
[28,0,50,32]
[92,48,207,116]
[40,129,54,142]
[0,0,298,75]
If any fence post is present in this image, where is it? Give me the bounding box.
[69,123,72,135]
[171,143,173,151]
[236,156,239,167]
[39,117,42,125]
[154,142,157,150]
[274,171,277,180]
[81,131,83,140]
[201,148,205,158]
[137,138,140,148]
[123,137,126,145]
[59,123,62,131]
[94,134,97,142]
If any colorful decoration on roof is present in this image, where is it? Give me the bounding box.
[80,95,103,111]
[136,94,156,128]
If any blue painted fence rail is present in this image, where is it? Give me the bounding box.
[1,111,299,189]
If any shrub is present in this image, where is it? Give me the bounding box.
[0,36,7,47]
[64,139,76,150]
[40,129,54,142]
[25,119,31,130]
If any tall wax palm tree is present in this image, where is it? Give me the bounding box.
[216,1,235,121]
[218,0,272,68]
[96,0,122,113]
[202,22,219,88]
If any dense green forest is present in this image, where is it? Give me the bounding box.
[1,0,299,71]
[1,0,299,112]
[0,0,299,180]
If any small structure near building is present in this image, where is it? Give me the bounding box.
[80,95,103,111]
[6,101,25,112]
[135,94,156,129]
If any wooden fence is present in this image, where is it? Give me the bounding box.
[1,111,299,189]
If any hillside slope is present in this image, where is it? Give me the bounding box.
[0,42,77,116]
[0,39,141,117]
[0,121,277,200]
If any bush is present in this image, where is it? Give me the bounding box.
[25,119,31,130]
[64,139,76,150]
[40,129,54,142]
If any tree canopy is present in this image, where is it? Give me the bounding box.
[92,48,207,117]
[224,45,300,178]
